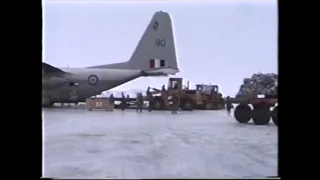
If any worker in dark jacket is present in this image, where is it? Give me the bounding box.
[226,96,233,116]
[146,86,150,95]
[173,82,178,89]
[162,85,166,91]
[171,94,179,114]
[126,94,130,108]
[147,92,153,112]
[108,93,115,111]
[136,93,143,113]
[210,87,216,100]
[121,92,126,111]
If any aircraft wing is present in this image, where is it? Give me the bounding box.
[42,62,69,78]
[142,67,179,76]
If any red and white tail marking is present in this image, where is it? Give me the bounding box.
[150,59,166,68]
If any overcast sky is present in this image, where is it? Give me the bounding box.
[43,0,277,96]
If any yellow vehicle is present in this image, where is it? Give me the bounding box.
[147,78,225,111]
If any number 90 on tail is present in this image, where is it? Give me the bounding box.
[156,39,166,47]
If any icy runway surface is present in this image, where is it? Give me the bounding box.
[43,108,277,178]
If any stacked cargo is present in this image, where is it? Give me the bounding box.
[237,72,278,97]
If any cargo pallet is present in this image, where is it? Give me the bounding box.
[226,95,278,126]
[86,97,113,111]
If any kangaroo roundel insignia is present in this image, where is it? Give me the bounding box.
[153,20,159,31]
[88,75,99,85]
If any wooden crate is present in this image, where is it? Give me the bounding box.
[86,98,110,111]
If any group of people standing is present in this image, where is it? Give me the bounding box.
[107,92,129,111]
[135,92,152,113]
[107,90,179,114]
[107,92,234,116]
[136,92,179,114]
[107,91,156,112]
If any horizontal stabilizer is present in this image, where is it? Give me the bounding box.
[42,62,70,78]
[43,62,66,73]
[142,67,179,76]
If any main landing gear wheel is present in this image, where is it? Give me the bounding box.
[252,105,271,125]
[234,104,252,123]
[272,106,278,126]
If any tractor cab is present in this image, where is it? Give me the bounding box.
[196,84,218,95]
[196,84,223,101]
[167,78,195,95]
[168,78,183,90]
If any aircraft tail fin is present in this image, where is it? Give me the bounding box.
[89,11,179,75]
[127,11,179,73]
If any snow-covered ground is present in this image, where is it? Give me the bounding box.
[43,108,278,178]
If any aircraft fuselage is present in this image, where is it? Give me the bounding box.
[42,68,143,104]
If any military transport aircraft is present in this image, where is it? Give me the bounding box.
[42,11,179,107]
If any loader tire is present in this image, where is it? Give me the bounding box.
[181,99,194,111]
[152,97,165,110]
[252,105,271,125]
[206,103,214,110]
[234,104,251,123]
[272,106,278,126]
[217,103,224,110]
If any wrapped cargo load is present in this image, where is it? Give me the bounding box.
[237,72,278,97]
